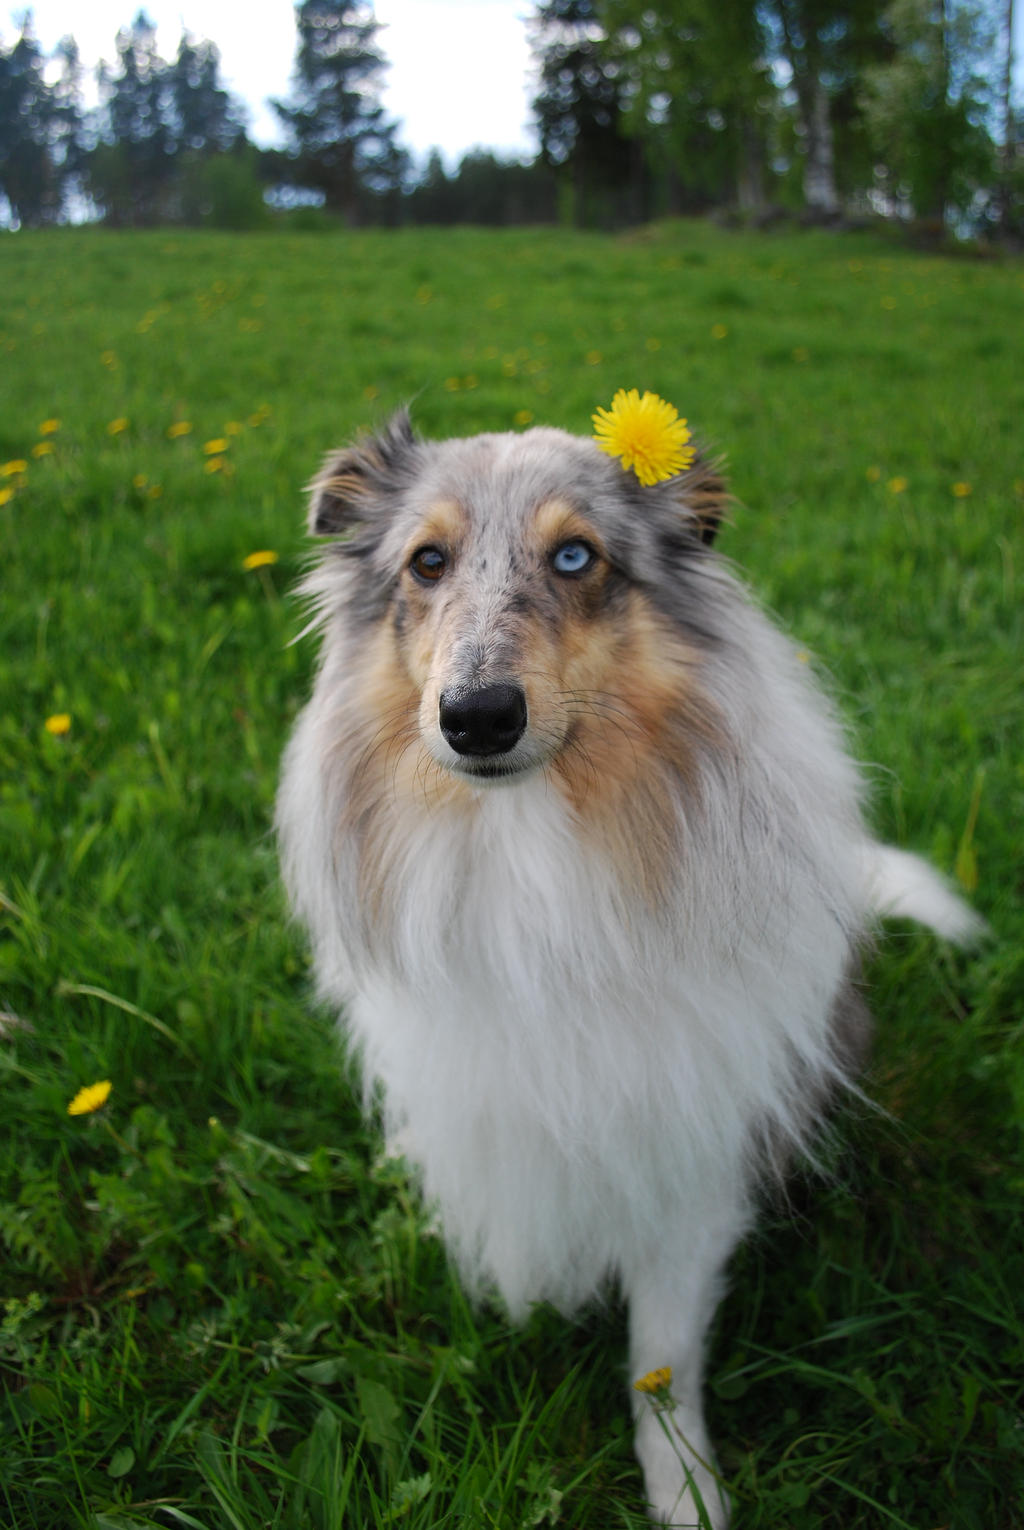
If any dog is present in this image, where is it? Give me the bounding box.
[276,407,979,1527]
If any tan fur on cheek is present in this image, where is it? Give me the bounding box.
[331,620,470,949]
[550,594,723,908]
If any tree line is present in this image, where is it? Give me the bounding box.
[0,0,1019,236]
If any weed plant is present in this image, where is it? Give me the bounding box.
[1,222,1022,1528]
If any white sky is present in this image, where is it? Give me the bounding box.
[7,0,539,167]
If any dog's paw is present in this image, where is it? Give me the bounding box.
[635,1406,730,1529]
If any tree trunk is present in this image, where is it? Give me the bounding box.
[803,73,839,215]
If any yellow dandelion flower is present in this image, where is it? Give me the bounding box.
[592,389,695,487]
[40,418,60,435]
[2,459,28,476]
[444,377,461,392]
[67,1079,112,1116]
[203,438,229,455]
[585,350,603,366]
[132,474,149,490]
[205,456,225,474]
[711,323,729,340]
[45,712,72,735]
[513,410,534,428]
[634,1367,673,1395]
[167,421,193,439]
[887,475,908,494]
[243,549,279,571]
[148,485,163,500]
[107,418,129,436]
[32,441,54,457]
[0,487,13,506]
[952,481,972,498]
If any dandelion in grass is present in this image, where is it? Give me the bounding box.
[243,549,278,571]
[40,418,60,435]
[952,481,972,498]
[634,1367,673,1396]
[2,459,28,476]
[887,475,908,494]
[32,441,53,458]
[593,389,695,486]
[107,418,129,436]
[44,713,72,735]
[167,421,193,439]
[514,410,534,428]
[67,1079,111,1116]
[203,438,229,455]
[711,323,728,340]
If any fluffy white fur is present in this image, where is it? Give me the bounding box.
[276,419,977,1528]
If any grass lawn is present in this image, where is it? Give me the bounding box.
[1,220,1022,1529]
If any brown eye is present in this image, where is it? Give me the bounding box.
[410,545,447,583]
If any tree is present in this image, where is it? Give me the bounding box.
[765,0,888,215]
[598,0,774,215]
[89,11,174,224]
[861,0,995,223]
[0,19,66,225]
[169,33,245,155]
[531,0,646,225]
[272,0,403,222]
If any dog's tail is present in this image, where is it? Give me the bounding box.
[860,844,986,945]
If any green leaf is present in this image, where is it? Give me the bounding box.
[108,1445,136,1478]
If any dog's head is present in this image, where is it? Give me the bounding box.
[306,410,729,796]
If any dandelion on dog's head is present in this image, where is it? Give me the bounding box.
[593,389,695,486]
[243,549,278,571]
[67,1079,112,1116]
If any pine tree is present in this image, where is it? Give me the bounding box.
[169,34,244,155]
[0,20,63,225]
[90,11,174,225]
[530,0,643,225]
[272,1,402,221]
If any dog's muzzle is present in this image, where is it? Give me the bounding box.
[439,683,527,758]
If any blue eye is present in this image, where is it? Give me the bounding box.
[552,540,594,576]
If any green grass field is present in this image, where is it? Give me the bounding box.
[1,221,1022,1530]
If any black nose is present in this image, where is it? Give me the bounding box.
[439,683,527,757]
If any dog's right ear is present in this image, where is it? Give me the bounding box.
[309,409,419,536]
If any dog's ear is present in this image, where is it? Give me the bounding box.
[673,449,730,546]
[309,409,419,536]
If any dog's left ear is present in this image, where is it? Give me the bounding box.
[672,450,730,546]
[309,409,419,536]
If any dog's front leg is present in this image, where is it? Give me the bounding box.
[623,1211,745,1529]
